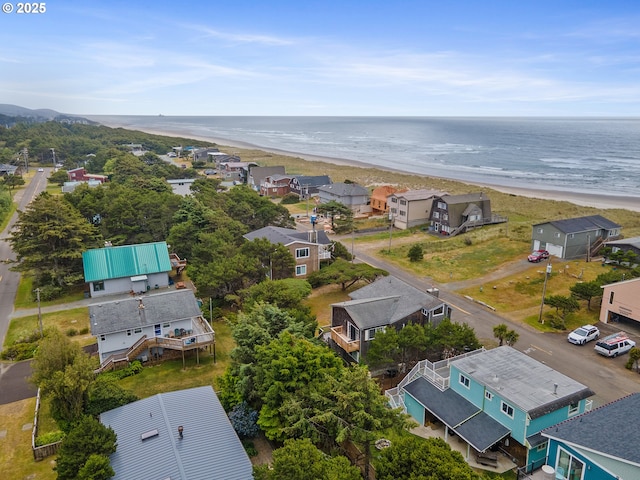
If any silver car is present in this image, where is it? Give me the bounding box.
[567,325,600,345]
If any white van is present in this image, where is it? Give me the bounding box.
[594,332,636,357]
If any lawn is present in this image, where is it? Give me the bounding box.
[14,276,85,310]
[304,283,352,329]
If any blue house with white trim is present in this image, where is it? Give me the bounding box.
[386,347,594,473]
[541,393,640,480]
[82,241,172,297]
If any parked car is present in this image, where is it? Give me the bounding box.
[567,325,600,345]
[37,168,44,172]
[528,249,550,262]
[594,332,636,357]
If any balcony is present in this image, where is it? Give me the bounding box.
[330,325,359,353]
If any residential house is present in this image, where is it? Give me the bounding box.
[82,241,172,297]
[243,226,332,278]
[0,163,19,176]
[248,165,286,191]
[599,277,640,326]
[100,386,253,480]
[260,173,294,197]
[219,161,258,184]
[192,146,220,162]
[430,192,499,236]
[207,151,240,167]
[90,289,215,369]
[370,185,404,215]
[66,167,108,183]
[330,276,451,364]
[531,215,622,260]
[604,235,640,259]
[386,346,594,473]
[167,178,196,196]
[541,393,640,480]
[317,182,370,216]
[289,175,332,197]
[61,179,102,193]
[388,189,444,230]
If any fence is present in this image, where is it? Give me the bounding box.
[32,388,62,461]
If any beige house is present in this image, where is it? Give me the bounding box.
[600,277,640,326]
[388,189,444,230]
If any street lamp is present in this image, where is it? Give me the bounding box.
[538,262,552,324]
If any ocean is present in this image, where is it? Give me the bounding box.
[90,116,640,201]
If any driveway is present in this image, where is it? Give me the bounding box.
[0,361,37,405]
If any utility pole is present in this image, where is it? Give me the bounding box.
[388,213,395,253]
[538,263,552,324]
[35,288,43,337]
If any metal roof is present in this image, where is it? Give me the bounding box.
[534,215,621,234]
[452,346,593,418]
[542,393,640,467]
[89,290,202,335]
[100,386,254,480]
[82,242,172,282]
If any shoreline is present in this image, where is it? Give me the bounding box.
[100,121,640,213]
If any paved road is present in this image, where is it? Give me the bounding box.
[325,227,640,407]
[0,168,50,404]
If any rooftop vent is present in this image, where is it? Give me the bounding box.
[141,429,159,441]
[178,425,184,439]
[553,383,558,395]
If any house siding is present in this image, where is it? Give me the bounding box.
[89,272,169,297]
[546,441,617,480]
[404,392,425,424]
[600,278,640,325]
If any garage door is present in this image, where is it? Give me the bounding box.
[546,243,563,258]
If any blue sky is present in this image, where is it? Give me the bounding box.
[2,0,640,116]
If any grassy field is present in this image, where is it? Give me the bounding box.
[14,276,86,310]
[4,307,92,349]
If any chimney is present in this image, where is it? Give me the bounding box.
[178,425,184,439]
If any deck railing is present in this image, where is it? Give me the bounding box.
[330,325,359,353]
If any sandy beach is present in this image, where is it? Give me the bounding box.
[102,121,640,213]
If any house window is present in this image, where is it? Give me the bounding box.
[555,232,561,238]
[609,291,614,304]
[296,247,310,259]
[437,202,446,209]
[400,200,407,206]
[568,402,579,416]
[568,233,574,239]
[391,197,398,203]
[501,401,514,418]
[433,211,440,219]
[365,326,386,341]
[537,228,543,234]
[442,214,448,221]
[459,374,470,388]
[93,281,105,292]
[433,305,444,316]
[126,329,132,336]
[100,335,106,341]
[296,265,307,276]
[163,323,170,328]
[556,447,584,480]
[536,442,547,452]
[399,210,406,217]
[134,328,142,334]
[485,391,493,401]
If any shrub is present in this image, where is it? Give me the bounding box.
[229,401,259,438]
[99,360,143,381]
[35,430,65,446]
[242,440,258,457]
[79,327,89,335]
[1,342,39,361]
[408,244,424,262]
[32,284,63,301]
[280,193,301,204]
[66,328,78,337]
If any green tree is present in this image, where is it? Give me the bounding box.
[493,323,519,346]
[374,436,480,480]
[48,168,70,186]
[254,438,362,480]
[84,376,137,416]
[366,324,426,371]
[544,295,580,321]
[76,454,114,480]
[9,192,102,288]
[570,281,603,310]
[432,318,482,358]
[626,347,640,372]
[307,258,387,290]
[407,244,424,262]
[55,416,117,480]
[316,201,354,234]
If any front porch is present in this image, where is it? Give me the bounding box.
[330,325,359,353]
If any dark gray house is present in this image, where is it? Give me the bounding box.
[330,276,451,364]
[100,386,253,480]
[248,165,286,191]
[317,182,370,213]
[604,236,640,259]
[429,193,502,236]
[289,175,332,197]
[531,215,622,260]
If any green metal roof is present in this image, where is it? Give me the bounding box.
[82,242,172,282]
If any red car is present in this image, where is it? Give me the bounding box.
[528,250,549,262]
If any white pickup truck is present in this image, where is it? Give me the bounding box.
[594,332,636,357]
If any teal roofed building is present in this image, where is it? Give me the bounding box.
[82,242,172,297]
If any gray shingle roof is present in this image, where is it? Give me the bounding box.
[606,235,640,249]
[90,290,202,335]
[333,276,445,329]
[452,346,594,418]
[542,393,640,465]
[100,386,253,480]
[318,182,369,197]
[292,175,332,187]
[534,214,621,234]
[243,225,331,246]
[392,189,444,201]
[439,193,488,205]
